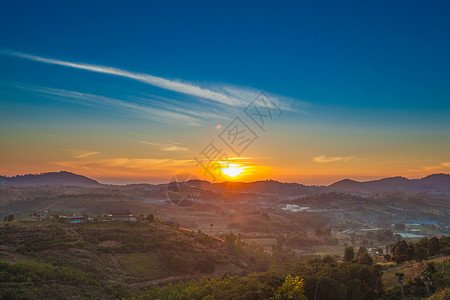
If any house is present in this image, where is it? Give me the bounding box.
[66,216,85,224]
[107,209,137,222]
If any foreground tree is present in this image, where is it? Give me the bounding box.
[274,274,307,300]
[428,237,440,256]
[395,271,405,299]
[357,252,373,265]
[344,246,355,262]
[393,240,409,264]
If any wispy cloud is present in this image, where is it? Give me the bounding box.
[0,49,302,113]
[75,152,99,158]
[313,155,356,163]
[407,162,450,172]
[52,157,192,171]
[17,85,204,124]
[0,49,243,106]
[138,141,188,151]
[220,85,307,113]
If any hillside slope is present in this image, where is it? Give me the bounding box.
[0,219,269,299]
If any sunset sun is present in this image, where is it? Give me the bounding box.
[221,163,246,178]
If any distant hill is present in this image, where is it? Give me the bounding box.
[329,173,450,193]
[200,175,450,195]
[0,171,102,186]
[197,179,310,195]
[1,171,449,194]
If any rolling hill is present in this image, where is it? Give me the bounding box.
[1,171,449,194]
[0,171,102,187]
[329,173,450,193]
[0,219,270,299]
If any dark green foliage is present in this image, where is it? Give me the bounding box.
[385,261,450,299]
[0,261,99,299]
[392,240,410,264]
[0,224,76,255]
[1,220,448,299]
[3,215,14,222]
[133,273,285,300]
[428,237,440,256]
[344,246,355,262]
[0,221,275,299]
[390,236,449,265]
[357,252,373,265]
[0,260,97,285]
[134,257,385,300]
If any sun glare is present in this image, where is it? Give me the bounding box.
[221,163,246,178]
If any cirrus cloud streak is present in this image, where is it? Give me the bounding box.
[0,49,243,106]
[313,155,356,163]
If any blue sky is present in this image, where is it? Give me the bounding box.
[0,0,449,184]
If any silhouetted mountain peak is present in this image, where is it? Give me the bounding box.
[1,171,448,193]
[328,173,450,193]
[421,173,449,180]
[0,171,101,186]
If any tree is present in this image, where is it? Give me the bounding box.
[344,246,355,262]
[406,242,415,259]
[427,237,440,256]
[274,274,307,300]
[395,271,405,299]
[392,240,409,264]
[7,214,14,222]
[357,252,373,265]
[422,271,432,297]
[322,255,335,264]
[415,238,429,263]
[425,262,436,274]
[146,214,154,222]
[357,246,367,257]
[415,247,427,264]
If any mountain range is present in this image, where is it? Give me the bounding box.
[1,171,449,194]
[329,173,450,194]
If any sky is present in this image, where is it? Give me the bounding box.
[0,0,449,185]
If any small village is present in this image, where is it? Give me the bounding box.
[44,209,138,224]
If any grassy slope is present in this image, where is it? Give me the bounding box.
[382,256,448,290]
[0,219,266,299]
[381,256,450,299]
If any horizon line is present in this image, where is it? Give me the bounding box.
[1,170,448,187]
